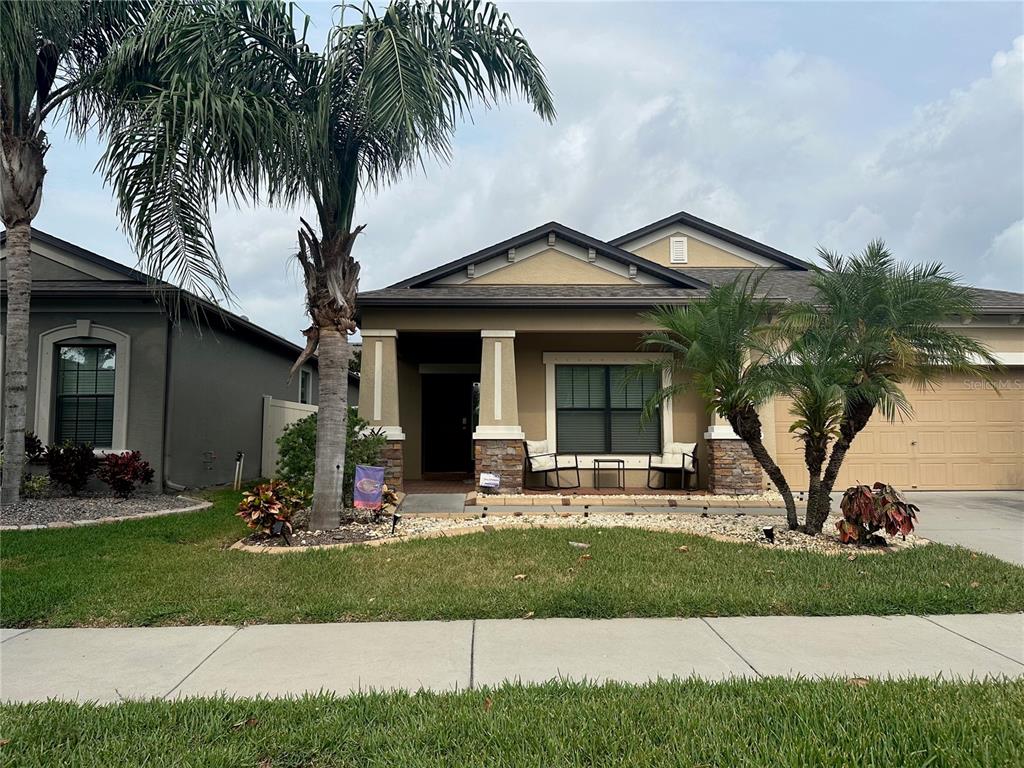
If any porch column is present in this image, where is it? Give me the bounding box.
[359,329,405,490]
[473,330,525,492]
[704,412,763,495]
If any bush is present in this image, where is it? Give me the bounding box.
[276,407,386,506]
[24,432,45,463]
[22,473,51,499]
[45,441,98,495]
[98,451,155,498]
[837,482,919,546]
[236,480,305,535]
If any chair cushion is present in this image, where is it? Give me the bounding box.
[525,439,550,458]
[529,454,557,472]
[655,442,696,472]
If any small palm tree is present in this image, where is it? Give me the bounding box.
[1,1,151,504]
[102,0,554,528]
[640,275,799,529]
[786,241,999,534]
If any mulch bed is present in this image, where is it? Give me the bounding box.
[245,511,402,548]
[1,492,200,528]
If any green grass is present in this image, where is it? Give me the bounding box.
[2,489,1022,627]
[1,679,1021,767]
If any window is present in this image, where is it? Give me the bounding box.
[54,344,115,447]
[670,235,688,264]
[555,365,661,453]
[299,369,313,404]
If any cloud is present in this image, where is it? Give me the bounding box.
[31,9,1024,345]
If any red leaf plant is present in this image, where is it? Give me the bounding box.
[236,480,305,536]
[837,482,919,546]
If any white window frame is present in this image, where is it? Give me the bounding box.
[542,352,673,469]
[670,235,688,264]
[35,321,131,450]
[299,367,313,404]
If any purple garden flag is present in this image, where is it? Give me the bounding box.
[353,464,385,510]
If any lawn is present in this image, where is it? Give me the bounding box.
[1,679,1021,767]
[2,490,1022,627]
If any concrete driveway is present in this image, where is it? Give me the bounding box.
[906,492,1024,565]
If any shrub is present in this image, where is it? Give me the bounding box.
[276,407,386,506]
[45,441,98,495]
[98,451,155,498]
[837,482,919,546]
[24,432,45,463]
[22,473,51,499]
[236,480,306,535]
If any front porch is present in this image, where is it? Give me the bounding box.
[358,328,766,495]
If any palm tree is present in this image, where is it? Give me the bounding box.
[1,1,151,504]
[640,275,799,529]
[787,241,999,534]
[102,0,554,529]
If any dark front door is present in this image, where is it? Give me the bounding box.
[421,374,477,476]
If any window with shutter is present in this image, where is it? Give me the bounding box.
[555,365,661,453]
[670,236,688,264]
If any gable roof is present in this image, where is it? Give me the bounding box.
[387,221,710,290]
[1,228,313,361]
[611,209,813,270]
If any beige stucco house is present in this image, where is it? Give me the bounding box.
[356,210,1024,494]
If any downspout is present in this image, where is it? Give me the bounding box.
[161,318,185,491]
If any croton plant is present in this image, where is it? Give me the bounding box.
[236,480,306,536]
[837,482,919,546]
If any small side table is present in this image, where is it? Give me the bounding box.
[593,458,625,490]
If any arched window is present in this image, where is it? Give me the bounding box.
[35,321,131,450]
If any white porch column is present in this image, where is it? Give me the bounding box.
[359,329,405,489]
[473,330,524,491]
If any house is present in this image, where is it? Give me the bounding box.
[356,211,1024,494]
[0,230,346,491]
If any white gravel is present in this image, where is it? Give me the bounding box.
[258,510,926,555]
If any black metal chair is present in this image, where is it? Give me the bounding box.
[523,439,581,490]
[647,442,699,490]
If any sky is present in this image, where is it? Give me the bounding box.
[34,1,1024,345]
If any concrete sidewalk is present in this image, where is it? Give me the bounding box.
[2,613,1022,703]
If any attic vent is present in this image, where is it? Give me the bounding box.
[547,232,556,246]
[587,248,596,262]
[507,248,516,263]
[628,264,637,279]
[467,263,476,278]
[670,236,688,264]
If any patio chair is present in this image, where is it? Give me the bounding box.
[647,442,699,490]
[523,439,580,490]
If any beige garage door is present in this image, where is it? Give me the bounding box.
[773,370,1024,490]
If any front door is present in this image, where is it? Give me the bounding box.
[421,374,478,476]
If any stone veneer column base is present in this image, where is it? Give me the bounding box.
[707,439,763,495]
[474,439,525,494]
[381,440,404,491]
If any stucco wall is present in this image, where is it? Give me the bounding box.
[166,317,318,488]
[2,299,169,491]
[470,248,633,285]
[629,232,760,268]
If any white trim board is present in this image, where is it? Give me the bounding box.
[542,352,674,451]
[35,322,131,450]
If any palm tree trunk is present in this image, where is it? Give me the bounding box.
[728,406,798,529]
[803,402,875,535]
[801,438,829,535]
[1,221,32,506]
[310,326,350,530]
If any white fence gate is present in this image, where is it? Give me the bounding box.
[261,396,318,478]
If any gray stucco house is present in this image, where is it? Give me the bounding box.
[0,229,347,491]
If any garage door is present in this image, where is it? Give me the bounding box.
[773,370,1024,490]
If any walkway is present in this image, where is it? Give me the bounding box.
[2,613,1021,703]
